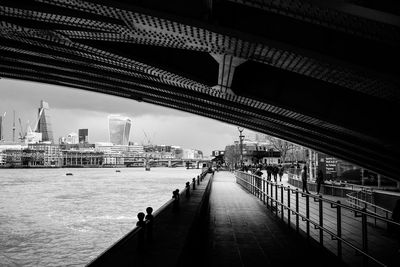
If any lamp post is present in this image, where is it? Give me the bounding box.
[238,127,244,168]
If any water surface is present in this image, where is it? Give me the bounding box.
[0,167,201,266]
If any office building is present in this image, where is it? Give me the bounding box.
[79,129,88,144]
[108,115,131,145]
[36,100,54,143]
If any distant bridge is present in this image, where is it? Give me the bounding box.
[124,158,210,168]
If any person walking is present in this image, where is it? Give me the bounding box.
[272,165,279,182]
[266,165,272,181]
[278,164,284,182]
[301,165,310,194]
[316,170,324,194]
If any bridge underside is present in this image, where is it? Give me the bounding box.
[0,1,399,179]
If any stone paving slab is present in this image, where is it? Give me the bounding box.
[183,171,347,267]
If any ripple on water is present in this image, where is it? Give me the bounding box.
[0,167,202,266]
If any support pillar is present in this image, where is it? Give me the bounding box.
[210,54,246,94]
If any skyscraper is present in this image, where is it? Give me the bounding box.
[79,129,89,144]
[36,100,54,143]
[108,115,131,145]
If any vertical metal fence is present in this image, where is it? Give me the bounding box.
[235,171,400,267]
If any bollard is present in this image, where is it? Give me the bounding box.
[185,182,190,198]
[172,189,180,212]
[136,212,146,250]
[192,178,196,190]
[145,207,154,242]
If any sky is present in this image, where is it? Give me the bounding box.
[0,78,252,156]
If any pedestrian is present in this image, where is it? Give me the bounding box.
[278,165,284,182]
[301,165,310,194]
[267,165,272,181]
[316,169,324,194]
[272,165,279,182]
[145,207,154,242]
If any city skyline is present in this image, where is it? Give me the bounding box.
[0,78,243,155]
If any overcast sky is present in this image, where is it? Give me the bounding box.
[0,78,254,156]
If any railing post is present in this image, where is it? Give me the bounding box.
[271,182,274,211]
[275,183,278,216]
[266,180,270,208]
[362,208,368,266]
[319,195,323,246]
[296,189,299,233]
[252,175,255,195]
[263,178,266,204]
[306,194,310,239]
[256,176,259,198]
[337,201,342,260]
[281,185,284,221]
[287,186,291,228]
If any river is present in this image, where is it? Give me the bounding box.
[0,167,202,266]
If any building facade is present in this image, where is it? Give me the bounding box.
[28,143,62,167]
[108,115,131,145]
[62,150,103,167]
[78,129,88,144]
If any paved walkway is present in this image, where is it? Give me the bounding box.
[198,172,346,267]
[237,172,400,267]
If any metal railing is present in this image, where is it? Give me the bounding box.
[346,191,392,221]
[235,171,400,267]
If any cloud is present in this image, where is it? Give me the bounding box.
[0,78,243,155]
[0,78,189,117]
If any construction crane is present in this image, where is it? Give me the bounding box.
[142,130,152,146]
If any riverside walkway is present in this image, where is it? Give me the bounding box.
[88,171,399,266]
[195,171,346,267]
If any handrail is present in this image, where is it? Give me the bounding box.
[346,193,392,219]
[235,171,400,267]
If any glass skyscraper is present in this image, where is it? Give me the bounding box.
[36,100,54,143]
[108,115,132,145]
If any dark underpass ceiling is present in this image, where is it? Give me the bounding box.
[0,0,399,180]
